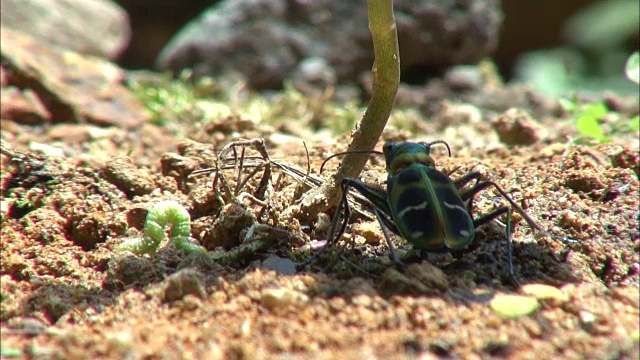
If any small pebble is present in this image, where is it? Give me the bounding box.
[262,255,296,275]
[260,288,308,310]
[579,311,596,324]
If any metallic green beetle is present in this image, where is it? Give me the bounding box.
[312,141,575,285]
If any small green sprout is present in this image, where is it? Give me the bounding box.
[573,101,611,143]
[127,70,221,128]
[119,200,206,255]
[558,51,640,143]
[560,97,639,143]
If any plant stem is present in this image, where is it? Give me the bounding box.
[292,0,400,219]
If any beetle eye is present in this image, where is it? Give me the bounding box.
[383,142,396,154]
[417,142,431,153]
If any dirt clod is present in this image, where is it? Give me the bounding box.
[102,156,156,198]
[260,287,309,310]
[205,203,256,250]
[378,262,448,297]
[104,254,159,290]
[492,108,544,145]
[163,268,206,302]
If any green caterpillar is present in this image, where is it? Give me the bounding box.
[119,200,206,255]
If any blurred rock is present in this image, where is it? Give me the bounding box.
[1,0,131,60]
[291,57,337,95]
[1,27,149,128]
[157,0,502,90]
[0,86,51,124]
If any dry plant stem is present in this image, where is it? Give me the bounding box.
[294,0,400,219]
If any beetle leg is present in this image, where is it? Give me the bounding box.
[299,175,405,272]
[373,208,404,266]
[337,178,405,266]
[453,170,482,189]
[472,206,509,227]
[462,177,578,285]
[453,171,483,216]
[461,180,576,244]
[472,206,519,285]
[342,178,392,214]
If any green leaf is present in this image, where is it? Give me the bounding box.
[576,113,605,141]
[574,102,610,142]
[581,102,608,119]
[521,283,569,302]
[490,294,540,318]
[625,51,640,85]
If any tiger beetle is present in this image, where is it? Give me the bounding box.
[304,140,576,286]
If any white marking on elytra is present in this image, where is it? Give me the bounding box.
[459,229,471,237]
[411,231,424,238]
[443,201,467,213]
[397,201,429,219]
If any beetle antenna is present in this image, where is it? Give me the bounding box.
[424,140,452,157]
[320,149,384,174]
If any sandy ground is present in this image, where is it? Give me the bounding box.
[1,81,639,359]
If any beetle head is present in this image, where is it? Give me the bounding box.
[383,142,436,175]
